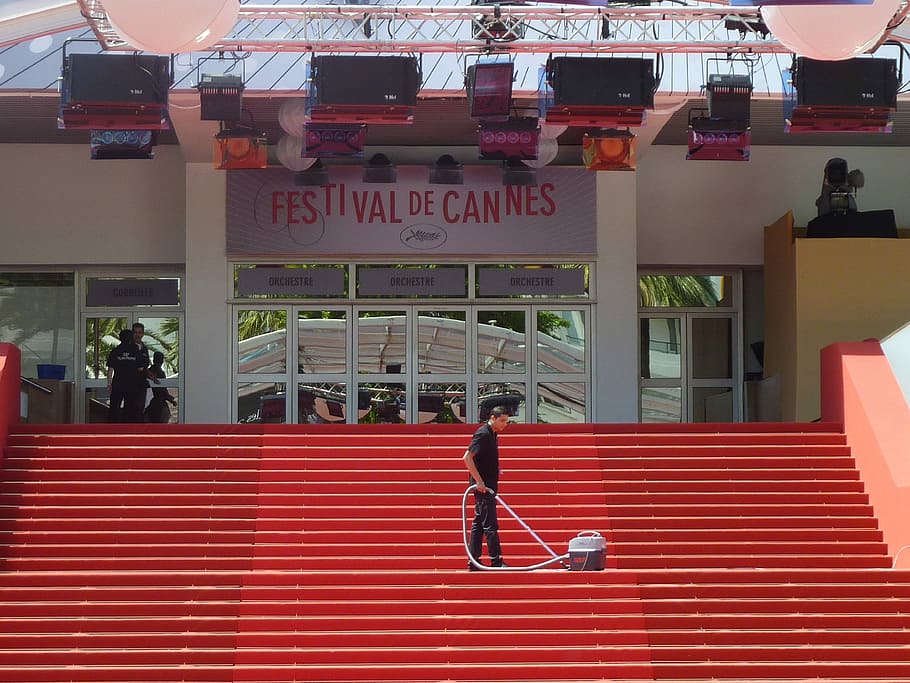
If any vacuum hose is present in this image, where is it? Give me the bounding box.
[462,484,570,571]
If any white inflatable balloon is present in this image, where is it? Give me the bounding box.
[103,0,240,54]
[276,135,317,172]
[763,0,902,61]
[278,99,309,137]
[523,137,559,168]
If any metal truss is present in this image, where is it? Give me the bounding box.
[77,1,795,56]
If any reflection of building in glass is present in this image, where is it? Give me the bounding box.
[237,314,585,423]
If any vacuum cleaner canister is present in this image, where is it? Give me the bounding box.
[567,531,606,571]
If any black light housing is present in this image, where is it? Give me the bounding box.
[294,159,330,186]
[501,157,536,186]
[197,73,245,122]
[363,153,397,183]
[429,154,464,185]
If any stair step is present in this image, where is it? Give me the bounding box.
[2,423,908,683]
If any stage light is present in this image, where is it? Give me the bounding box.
[472,5,526,42]
[197,73,244,122]
[706,74,752,124]
[58,53,171,131]
[429,155,464,185]
[686,122,751,162]
[582,129,636,171]
[363,153,397,183]
[213,127,268,170]
[466,61,514,121]
[478,117,540,161]
[305,123,367,158]
[815,157,866,216]
[685,73,752,162]
[309,56,420,124]
[294,159,330,186]
[545,57,655,128]
[502,158,536,186]
[90,130,156,160]
[786,57,897,133]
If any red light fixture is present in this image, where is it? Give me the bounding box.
[686,125,751,162]
[213,127,268,170]
[582,129,636,171]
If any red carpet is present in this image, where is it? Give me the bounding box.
[1,422,908,682]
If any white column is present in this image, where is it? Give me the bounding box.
[184,164,230,423]
[593,170,639,422]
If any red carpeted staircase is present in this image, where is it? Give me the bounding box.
[1,422,909,682]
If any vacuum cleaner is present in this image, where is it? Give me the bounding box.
[462,484,606,571]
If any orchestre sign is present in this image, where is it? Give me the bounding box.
[358,267,467,297]
[237,267,345,297]
[478,267,587,296]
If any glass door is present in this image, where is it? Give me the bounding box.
[475,306,529,423]
[639,313,738,422]
[295,308,350,424]
[80,312,182,423]
[355,308,409,424]
[416,308,469,424]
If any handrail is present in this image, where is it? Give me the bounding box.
[20,377,52,394]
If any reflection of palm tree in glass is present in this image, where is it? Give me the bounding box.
[0,278,73,366]
[639,275,719,307]
[639,276,719,382]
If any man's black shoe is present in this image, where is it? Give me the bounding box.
[468,562,482,571]
[491,560,509,568]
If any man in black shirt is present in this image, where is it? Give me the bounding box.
[106,329,140,423]
[463,406,511,570]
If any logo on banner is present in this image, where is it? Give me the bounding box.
[400,225,447,250]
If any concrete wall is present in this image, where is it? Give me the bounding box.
[636,145,910,266]
[0,144,186,265]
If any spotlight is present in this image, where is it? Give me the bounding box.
[545,57,655,128]
[305,123,367,159]
[363,153,397,183]
[816,157,865,216]
[197,73,244,122]
[466,61,514,121]
[90,129,156,160]
[472,5,526,43]
[686,74,752,162]
[686,119,751,162]
[309,56,420,125]
[502,158,536,186]
[294,159,330,186]
[582,129,636,171]
[478,117,540,161]
[429,154,464,185]
[723,15,769,38]
[213,126,268,170]
[787,57,897,133]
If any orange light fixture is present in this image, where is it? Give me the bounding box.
[213,128,268,170]
[582,130,636,171]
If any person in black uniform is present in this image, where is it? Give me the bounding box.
[129,322,152,423]
[106,329,140,423]
[463,405,511,570]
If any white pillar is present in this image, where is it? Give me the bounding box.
[184,164,230,423]
[594,170,639,422]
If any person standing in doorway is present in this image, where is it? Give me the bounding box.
[462,405,511,570]
[129,322,152,422]
[106,329,139,423]
[144,351,176,423]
